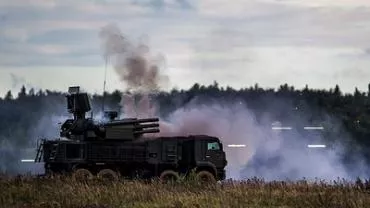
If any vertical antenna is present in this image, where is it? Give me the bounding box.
[135,93,138,118]
[102,57,108,113]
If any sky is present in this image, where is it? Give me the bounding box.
[1,0,370,97]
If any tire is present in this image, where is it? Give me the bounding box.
[196,170,216,184]
[159,170,180,183]
[97,169,119,181]
[72,168,93,181]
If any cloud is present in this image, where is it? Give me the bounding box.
[0,0,370,94]
[132,0,194,10]
[0,0,58,9]
[270,0,370,8]
[194,0,370,14]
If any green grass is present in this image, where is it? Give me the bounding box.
[0,174,369,208]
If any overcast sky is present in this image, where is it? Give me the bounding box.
[1,0,370,97]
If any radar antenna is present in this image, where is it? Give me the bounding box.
[102,56,109,113]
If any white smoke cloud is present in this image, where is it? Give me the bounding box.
[155,97,370,181]
[97,24,369,181]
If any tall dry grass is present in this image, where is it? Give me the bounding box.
[0,174,369,208]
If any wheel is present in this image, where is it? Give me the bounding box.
[72,168,93,181]
[196,171,216,184]
[97,169,119,181]
[159,170,180,183]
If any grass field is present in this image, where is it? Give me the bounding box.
[0,174,369,208]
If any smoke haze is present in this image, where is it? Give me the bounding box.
[0,102,68,175]
[98,23,369,181]
[156,99,369,181]
[99,23,168,118]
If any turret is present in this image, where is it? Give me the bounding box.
[59,86,160,141]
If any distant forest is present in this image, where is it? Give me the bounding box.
[1,82,370,173]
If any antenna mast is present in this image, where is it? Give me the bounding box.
[102,57,108,113]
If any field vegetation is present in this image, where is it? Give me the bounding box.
[1,174,370,208]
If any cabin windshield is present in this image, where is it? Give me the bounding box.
[207,141,221,151]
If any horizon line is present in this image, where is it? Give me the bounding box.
[2,81,363,98]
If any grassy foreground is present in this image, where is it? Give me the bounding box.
[0,174,369,208]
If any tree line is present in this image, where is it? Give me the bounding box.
[1,82,370,171]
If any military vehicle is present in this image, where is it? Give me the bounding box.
[34,86,227,182]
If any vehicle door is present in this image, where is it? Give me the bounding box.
[204,140,225,168]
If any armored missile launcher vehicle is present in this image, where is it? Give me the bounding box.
[34,86,227,182]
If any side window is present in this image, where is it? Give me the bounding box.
[207,142,220,151]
